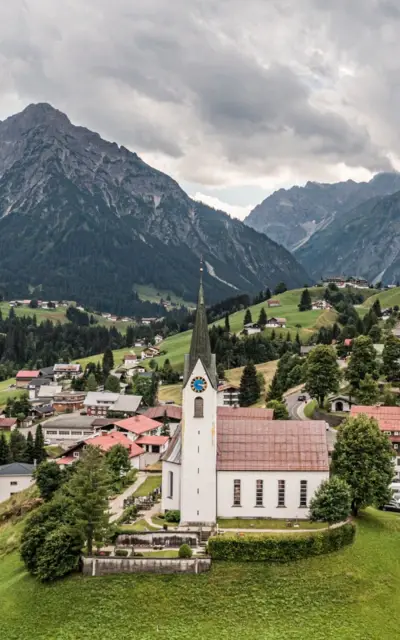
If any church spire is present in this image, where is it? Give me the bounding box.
[183,261,217,388]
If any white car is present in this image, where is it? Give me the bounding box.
[44,439,52,446]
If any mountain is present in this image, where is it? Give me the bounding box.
[245,173,400,252]
[295,191,400,283]
[0,103,309,315]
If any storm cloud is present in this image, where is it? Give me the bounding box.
[0,0,399,207]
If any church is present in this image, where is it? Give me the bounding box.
[161,272,330,525]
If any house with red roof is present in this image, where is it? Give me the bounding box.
[350,405,400,479]
[113,415,162,439]
[56,431,145,469]
[0,418,18,432]
[16,370,41,388]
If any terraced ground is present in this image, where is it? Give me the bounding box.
[1,509,400,639]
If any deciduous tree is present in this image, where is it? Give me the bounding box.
[345,335,378,391]
[309,477,351,524]
[304,345,340,407]
[382,335,400,381]
[104,375,120,393]
[266,399,289,420]
[357,374,380,406]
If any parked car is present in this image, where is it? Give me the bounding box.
[380,500,400,512]
[44,439,51,446]
[297,395,307,402]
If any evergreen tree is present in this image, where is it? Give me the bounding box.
[102,348,114,377]
[104,375,120,393]
[105,444,131,488]
[305,345,340,407]
[9,429,27,462]
[266,371,283,402]
[309,477,351,524]
[274,282,287,295]
[332,414,394,516]
[382,334,400,381]
[239,362,261,407]
[224,313,230,332]
[363,310,378,334]
[66,446,111,555]
[258,307,267,327]
[265,287,272,300]
[332,322,341,340]
[35,461,64,501]
[358,374,380,405]
[95,362,104,384]
[217,363,225,380]
[244,309,252,325]
[0,432,11,465]
[372,298,382,318]
[33,424,46,464]
[295,332,301,346]
[266,399,289,419]
[298,288,312,312]
[86,373,98,392]
[345,335,379,390]
[161,412,170,437]
[25,431,35,464]
[368,324,382,343]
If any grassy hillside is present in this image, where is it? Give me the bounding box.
[1,509,400,639]
[362,287,400,309]
[135,284,195,308]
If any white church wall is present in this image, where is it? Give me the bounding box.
[217,470,328,520]
[161,461,181,512]
[180,359,217,524]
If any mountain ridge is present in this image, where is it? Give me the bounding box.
[0,103,309,315]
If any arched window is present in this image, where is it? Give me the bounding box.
[194,396,204,418]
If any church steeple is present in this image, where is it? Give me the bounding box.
[183,261,217,388]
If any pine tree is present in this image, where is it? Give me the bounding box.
[25,431,35,463]
[95,362,104,384]
[224,313,230,332]
[33,424,46,464]
[258,307,267,327]
[358,374,380,405]
[266,372,284,402]
[9,429,27,462]
[0,432,11,465]
[244,309,252,325]
[298,288,312,311]
[161,412,170,436]
[104,375,120,393]
[239,362,261,407]
[86,373,98,391]
[265,287,272,300]
[295,332,301,346]
[102,348,114,377]
[372,298,382,318]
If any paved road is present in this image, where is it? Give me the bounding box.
[286,391,309,420]
[109,472,147,522]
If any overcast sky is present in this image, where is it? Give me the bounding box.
[1,0,399,218]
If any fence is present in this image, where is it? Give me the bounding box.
[82,556,211,576]
[116,532,200,547]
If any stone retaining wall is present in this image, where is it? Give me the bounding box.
[116,532,200,547]
[82,556,211,576]
[313,408,344,428]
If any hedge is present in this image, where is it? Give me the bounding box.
[207,522,355,562]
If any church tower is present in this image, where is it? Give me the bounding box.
[180,264,218,525]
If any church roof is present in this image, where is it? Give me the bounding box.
[162,417,329,472]
[217,406,274,420]
[217,420,329,472]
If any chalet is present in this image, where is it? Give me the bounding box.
[135,340,146,348]
[242,323,261,336]
[311,300,332,311]
[267,299,281,308]
[109,395,142,415]
[127,365,146,376]
[53,391,86,413]
[124,353,138,367]
[28,377,53,400]
[56,432,145,469]
[113,415,162,440]
[83,392,142,416]
[265,317,287,328]
[217,383,240,407]
[53,364,82,380]
[350,405,400,479]
[0,418,18,432]
[141,317,157,326]
[16,370,41,388]
[141,346,160,359]
[154,334,163,345]
[143,405,182,436]
[102,313,111,319]
[31,404,55,418]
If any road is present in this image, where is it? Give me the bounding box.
[285,389,337,449]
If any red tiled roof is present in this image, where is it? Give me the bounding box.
[85,432,144,458]
[344,339,353,347]
[124,354,137,359]
[143,406,182,421]
[136,435,169,446]
[0,418,18,429]
[217,406,274,420]
[16,370,40,379]
[217,420,329,471]
[217,383,240,392]
[56,456,75,465]
[350,406,400,430]
[114,415,162,435]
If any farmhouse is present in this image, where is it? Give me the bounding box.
[56,432,145,469]
[265,317,287,328]
[242,323,261,335]
[141,346,160,359]
[0,418,18,432]
[83,392,142,417]
[0,462,35,502]
[267,299,281,307]
[124,353,138,367]
[161,274,330,524]
[311,300,332,311]
[53,364,82,380]
[16,370,41,388]
[217,383,240,407]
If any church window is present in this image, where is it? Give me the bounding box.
[277,480,286,507]
[233,479,241,506]
[194,397,204,418]
[168,471,173,498]
[255,479,264,506]
[299,480,307,508]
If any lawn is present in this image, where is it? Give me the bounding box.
[0,302,68,324]
[0,377,24,407]
[1,509,400,639]
[217,518,327,530]
[158,383,183,404]
[133,475,162,498]
[141,549,179,557]
[120,519,159,532]
[304,399,317,418]
[361,286,400,309]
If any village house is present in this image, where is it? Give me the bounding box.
[141,346,160,360]
[31,404,55,419]
[0,418,18,432]
[28,377,53,400]
[217,383,240,407]
[30,385,63,405]
[154,334,163,345]
[43,414,96,442]
[112,414,162,440]
[350,405,400,479]
[53,363,82,380]
[311,300,333,311]
[135,340,146,348]
[123,353,138,367]
[16,370,41,388]
[56,432,145,469]
[83,392,142,417]
[242,323,262,336]
[161,274,330,524]
[143,405,182,436]
[265,317,287,328]
[329,394,355,413]
[0,462,35,503]
[267,299,281,307]
[52,391,86,413]
[141,317,158,326]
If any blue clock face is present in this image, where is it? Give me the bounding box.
[191,376,207,393]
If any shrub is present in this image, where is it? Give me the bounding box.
[207,522,356,562]
[165,510,180,523]
[35,525,84,582]
[309,477,351,524]
[117,504,138,525]
[115,548,129,557]
[179,543,193,559]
